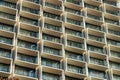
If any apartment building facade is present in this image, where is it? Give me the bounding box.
[0,0,120,80]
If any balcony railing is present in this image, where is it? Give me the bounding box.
[43,34,61,43]
[0,48,11,58]
[25,0,39,4]
[67,18,83,26]
[0,36,13,45]
[20,29,38,38]
[0,11,15,20]
[90,57,107,66]
[65,51,84,61]
[45,2,61,10]
[67,64,84,74]
[106,10,120,16]
[67,40,84,49]
[111,51,120,58]
[105,18,119,26]
[84,3,102,11]
[89,68,106,79]
[0,1,16,9]
[43,12,61,21]
[88,34,104,42]
[44,23,62,32]
[108,29,120,36]
[22,6,39,14]
[66,0,82,6]
[87,14,102,21]
[0,63,9,72]
[66,28,82,37]
[20,17,38,26]
[17,53,37,63]
[65,7,82,15]
[107,39,120,47]
[43,46,62,56]
[86,23,104,31]
[17,40,37,50]
[41,58,61,69]
[87,45,105,54]
[42,72,61,80]
[0,23,13,32]
[15,65,35,78]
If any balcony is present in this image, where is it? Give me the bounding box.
[65,28,83,38]
[43,46,62,56]
[14,65,37,80]
[105,18,119,26]
[67,64,85,74]
[109,61,120,70]
[87,14,102,21]
[19,29,38,38]
[42,72,61,80]
[88,34,104,43]
[0,23,14,32]
[87,45,106,55]
[113,74,120,80]
[107,39,120,47]
[65,59,86,79]
[65,7,82,16]
[20,17,38,26]
[17,53,37,64]
[66,0,82,6]
[65,76,83,80]
[22,6,39,15]
[90,57,107,67]
[45,2,61,10]
[108,29,120,37]
[0,63,10,73]
[17,40,37,51]
[88,68,107,79]
[106,10,120,16]
[103,0,117,7]
[111,51,120,59]
[42,33,61,44]
[0,36,13,45]
[0,48,11,58]
[43,12,61,21]
[65,51,84,61]
[84,3,102,11]
[0,1,16,9]
[41,58,61,69]
[86,23,104,31]
[25,0,39,4]
[44,23,62,32]
[0,11,15,20]
[67,18,83,26]
[67,40,84,49]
